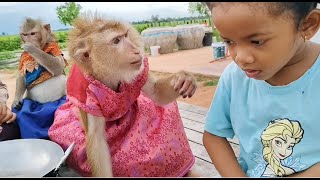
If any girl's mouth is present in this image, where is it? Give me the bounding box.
[244,69,261,78]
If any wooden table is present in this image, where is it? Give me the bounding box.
[177,101,240,177]
[58,101,241,177]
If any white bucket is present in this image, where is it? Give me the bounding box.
[150,46,160,56]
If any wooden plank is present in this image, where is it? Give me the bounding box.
[179,109,206,123]
[188,140,212,163]
[191,158,220,177]
[185,128,240,157]
[182,117,240,146]
[177,101,208,115]
[178,101,241,146]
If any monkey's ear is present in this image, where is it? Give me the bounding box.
[74,39,91,62]
[44,24,52,33]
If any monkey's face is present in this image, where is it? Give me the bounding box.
[20,26,43,49]
[89,26,144,83]
[69,16,146,85]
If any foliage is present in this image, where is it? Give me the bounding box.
[55,31,69,43]
[188,2,211,17]
[151,14,160,22]
[0,36,21,52]
[212,28,223,42]
[0,51,16,61]
[133,24,149,34]
[56,2,82,26]
[188,2,213,30]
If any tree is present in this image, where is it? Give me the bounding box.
[188,2,212,25]
[151,14,160,22]
[56,2,82,26]
[188,2,222,42]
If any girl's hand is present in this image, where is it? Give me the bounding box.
[0,103,16,125]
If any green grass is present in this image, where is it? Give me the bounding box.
[59,42,67,50]
[0,52,16,61]
[196,76,206,82]
[0,64,18,70]
[0,35,19,39]
[203,79,219,86]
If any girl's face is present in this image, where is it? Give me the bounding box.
[212,3,305,81]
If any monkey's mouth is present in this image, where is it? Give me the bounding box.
[130,60,142,65]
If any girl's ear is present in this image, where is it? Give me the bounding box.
[300,9,320,40]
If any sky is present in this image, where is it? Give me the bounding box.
[0,2,195,35]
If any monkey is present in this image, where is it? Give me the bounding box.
[11,17,68,139]
[48,11,198,177]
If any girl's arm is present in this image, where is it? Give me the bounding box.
[287,163,320,177]
[203,131,247,177]
[0,80,8,104]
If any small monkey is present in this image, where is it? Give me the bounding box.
[12,18,67,139]
[49,12,198,177]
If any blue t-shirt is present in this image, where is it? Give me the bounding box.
[204,55,320,177]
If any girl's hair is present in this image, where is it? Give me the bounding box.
[260,118,304,176]
[205,2,319,29]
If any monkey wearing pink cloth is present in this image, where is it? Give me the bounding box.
[48,57,195,177]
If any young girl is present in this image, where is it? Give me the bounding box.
[203,2,320,177]
[0,80,20,141]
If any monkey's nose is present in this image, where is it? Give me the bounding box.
[134,50,140,55]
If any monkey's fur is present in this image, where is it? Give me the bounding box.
[12,18,66,108]
[64,12,197,177]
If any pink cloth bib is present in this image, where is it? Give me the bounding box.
[48,58,195,177]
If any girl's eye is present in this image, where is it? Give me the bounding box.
[113,37,121,44]
[223,40,234,45]
[251,40,264,46]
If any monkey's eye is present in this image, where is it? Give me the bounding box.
[21,33,27,36]
[113,37,121,45]
[30,32,37,36]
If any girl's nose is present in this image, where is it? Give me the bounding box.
[234,49,255,66]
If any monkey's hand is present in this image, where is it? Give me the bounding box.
[23,42,38,54]
[142,71,197,105]
[12,98,23,110]
[172,71,197,98]
[22,42,65,76]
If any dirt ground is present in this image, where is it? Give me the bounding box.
[0,69,217,109]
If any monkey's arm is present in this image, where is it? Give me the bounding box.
[142,71,197,105]
[79,109,113,177]
[12,74,26,108]
[23,42,65,76]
